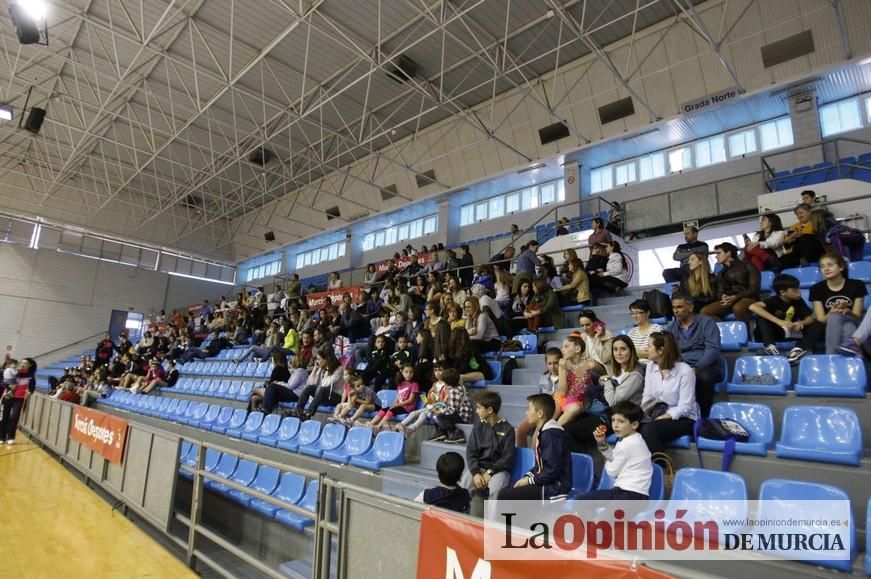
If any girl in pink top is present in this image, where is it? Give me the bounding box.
[368,364,420,431]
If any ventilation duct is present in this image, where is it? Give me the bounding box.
[538,123,570,145]
[415,169,437,188]
[598,97,635,125]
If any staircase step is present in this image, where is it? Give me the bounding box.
[380,464,438,500]
[420,440,469,470]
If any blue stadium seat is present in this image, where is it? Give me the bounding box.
[211,459,257,496]
[349,431,405,470]
[260,417,300,447]
[298,423,347,458]
[213,380,231,398]
[510,447,535,484]
[163,398,180,416]
[278,420,322,452]
[597,463,664,501]
[849,260,871,283]
[717,321,748,351]
[197,404,223,429]
[197,379,212,395]
[696,402,774,456]
[671,468,748,502]
[866,499,870,575]
[669,435,692,449]
[243,362,258,378]
[775,406,862,466]
[244,414,281,443]
[225,381,241,400]
[184,402,209,426]
[180,448,220,480]
[206,454,239,489]
[275,480,318,531]
[726,356,791,395]
[154,398,172,417]
[322,427,374,464]
[781,266,821,288]
[189,378,203,393]
[570,453,594,495]
[205,380,221,397]
[170,400,190,420]
[795,355,867,397]
[209,407,235,432]
[229,466,280,508]
[837,156,856,178]
[213,408,247,435]
[250,472,306,518]
[759,270,774,293]
[376,390,397,410]
[236,382,254,401]
[256,362,271,378]
[228,411,263,439]
[713,356,729,393]
[758,479,855,572]
[469,361,503,388]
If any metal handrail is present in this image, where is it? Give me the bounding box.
[30,331,104,362]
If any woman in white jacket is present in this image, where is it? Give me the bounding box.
[594,241,631,296]
[743,213,786,271]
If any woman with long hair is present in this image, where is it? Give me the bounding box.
[679,251,716,312]
[448,328,487,384]
[493,266,513,313]
[743,213,785,271]
[523,278,563,331]
[294,347,344,420]
[780,203,825,268]
[805,253,867,361]
[639,332,697,454]
[594,241,630,296]
[556,257,590,306]
[253,351,291,413]
[587,216,613,247]
[464,296,501,353]
[601,336,645,406]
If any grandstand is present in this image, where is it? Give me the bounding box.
[3,0,871,578]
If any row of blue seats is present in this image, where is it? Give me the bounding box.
[179,444,318,532]
[179,360,273,379]
[103,391,405,471]
[163,379,255,401]
[726,354,867,397]
[771,154,871,190]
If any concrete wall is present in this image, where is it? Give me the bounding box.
[0,244,229,358]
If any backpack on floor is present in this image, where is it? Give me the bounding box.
[642,289,672,319]
[693,418,750,471]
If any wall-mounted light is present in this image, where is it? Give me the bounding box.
[8,0,48,45]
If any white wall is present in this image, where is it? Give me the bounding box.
[0,245,229,358]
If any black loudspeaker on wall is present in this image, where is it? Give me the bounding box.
[264,231,276,242]
[23,107,46,134]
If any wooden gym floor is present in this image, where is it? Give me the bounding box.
[0,435,197,579]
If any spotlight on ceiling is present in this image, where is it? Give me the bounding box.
[8,0,47,45]
[0,105,12,122]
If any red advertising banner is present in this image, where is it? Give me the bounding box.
[306,285,366,311]
[70,406,129,464]
[416,508,672,579]
[375,251,435,274]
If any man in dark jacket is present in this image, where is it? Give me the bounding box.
[662,226,709,283]
[337,302,371,342]
[460,391,515,515]
[700,242,760,324]
[497,394,571,501]
[458,245,474,288]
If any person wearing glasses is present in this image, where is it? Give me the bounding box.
[627,300,663,360]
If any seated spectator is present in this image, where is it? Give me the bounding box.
[446,302,465,331]
[606,202,623,235]
[458,245,474,288]
[812,208,865,262]
[421,251,445,275]
[471,265,494,290]
[397,362,445,435]
[779,203,825,268]
[358,289,383,324]
[743,213,786,271]
[810,253,867,358]
[749,274,825,358]
[337,302,370,342]
[429,367,473,444]
[425,272,443,304]
[556,217,571,236]
[464,296,501,353]
[585,244,609,279]
[446,277,467,307]
[261,333,315,413]
[678,251,716,312]
[516,348,561,447]
[510,280,533,326]
[470,283,503,320]
[665,293,721,417]
[490,245,515,273]
[587,217,612,247]
[94,333,115,368]
[249,352,291,411]
[577,310,612,370]
[591,241,630,296]
[234,322,282,364]
[294,348,345,421]
[497,394,571,501]
[328,272,343,289]
[80,367,111,407]
[142,359,178,394]
[542,262,563,290]
[599,336,645,407]
[639,332,698,455]
[448,328,489,384]
[337,373,378,425]
[555,334,596,427]
[368,364,419,430]
[414,452,471,514]
[662,226,708,284]
[444,250,460,275]
[362,334,394,390]
[700,242,760,323]
[523,279,562,331]
[575,400,651,501]
[512,241,540,294]
[460,391,514,514]
[627,300,662,359]
[362,264,379,288]
[555,258,590,307]
[559,249,578,279]
[801,189,819,207]
[838,306,871,357]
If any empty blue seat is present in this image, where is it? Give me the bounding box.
[376,390,397,410]
[244,414,281,443]
[197,404,223,429]
[670,468,748,514]
[213,408,247,435]
[206,454,238,489]
[214,380,231,398]
[209,407,235,432]
[170,400,190,420]
[696,402,774,456]
[243,362,257,378]
[298,423,346,458]
[759,270,774,293]
[775,406,862,466]
[570,453,594,495]
[278,420,322,452]
[781,266,821,288]
[181,448,220,480]
[212,459,257,496]
[597,463,664,501]
[349,431,405,471]
[510,447,535,484]
[275,480,318,531]
[154,398,172,417]
[469,361,503,388]
[183,402,209,426]
[230,466,281,507]
[260,417,300,447]
[250,472,306,518]
[322,426,373,464]
[228,411,264,439]
[726,356,791,395]
[717,321,748,352]
[236,382,254,401]
[849,260,871,283]
[224,381,242,399]
[758,479,855,572]
[795,355,867,397]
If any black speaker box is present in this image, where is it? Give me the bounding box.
[24,107,46,134]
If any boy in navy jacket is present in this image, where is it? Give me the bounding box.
[498,394,571,501]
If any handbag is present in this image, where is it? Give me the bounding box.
[641,398,670,422]
[693,417,750,471]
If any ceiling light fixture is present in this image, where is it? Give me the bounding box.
[8,0,48,45]
[517,162,546,174]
